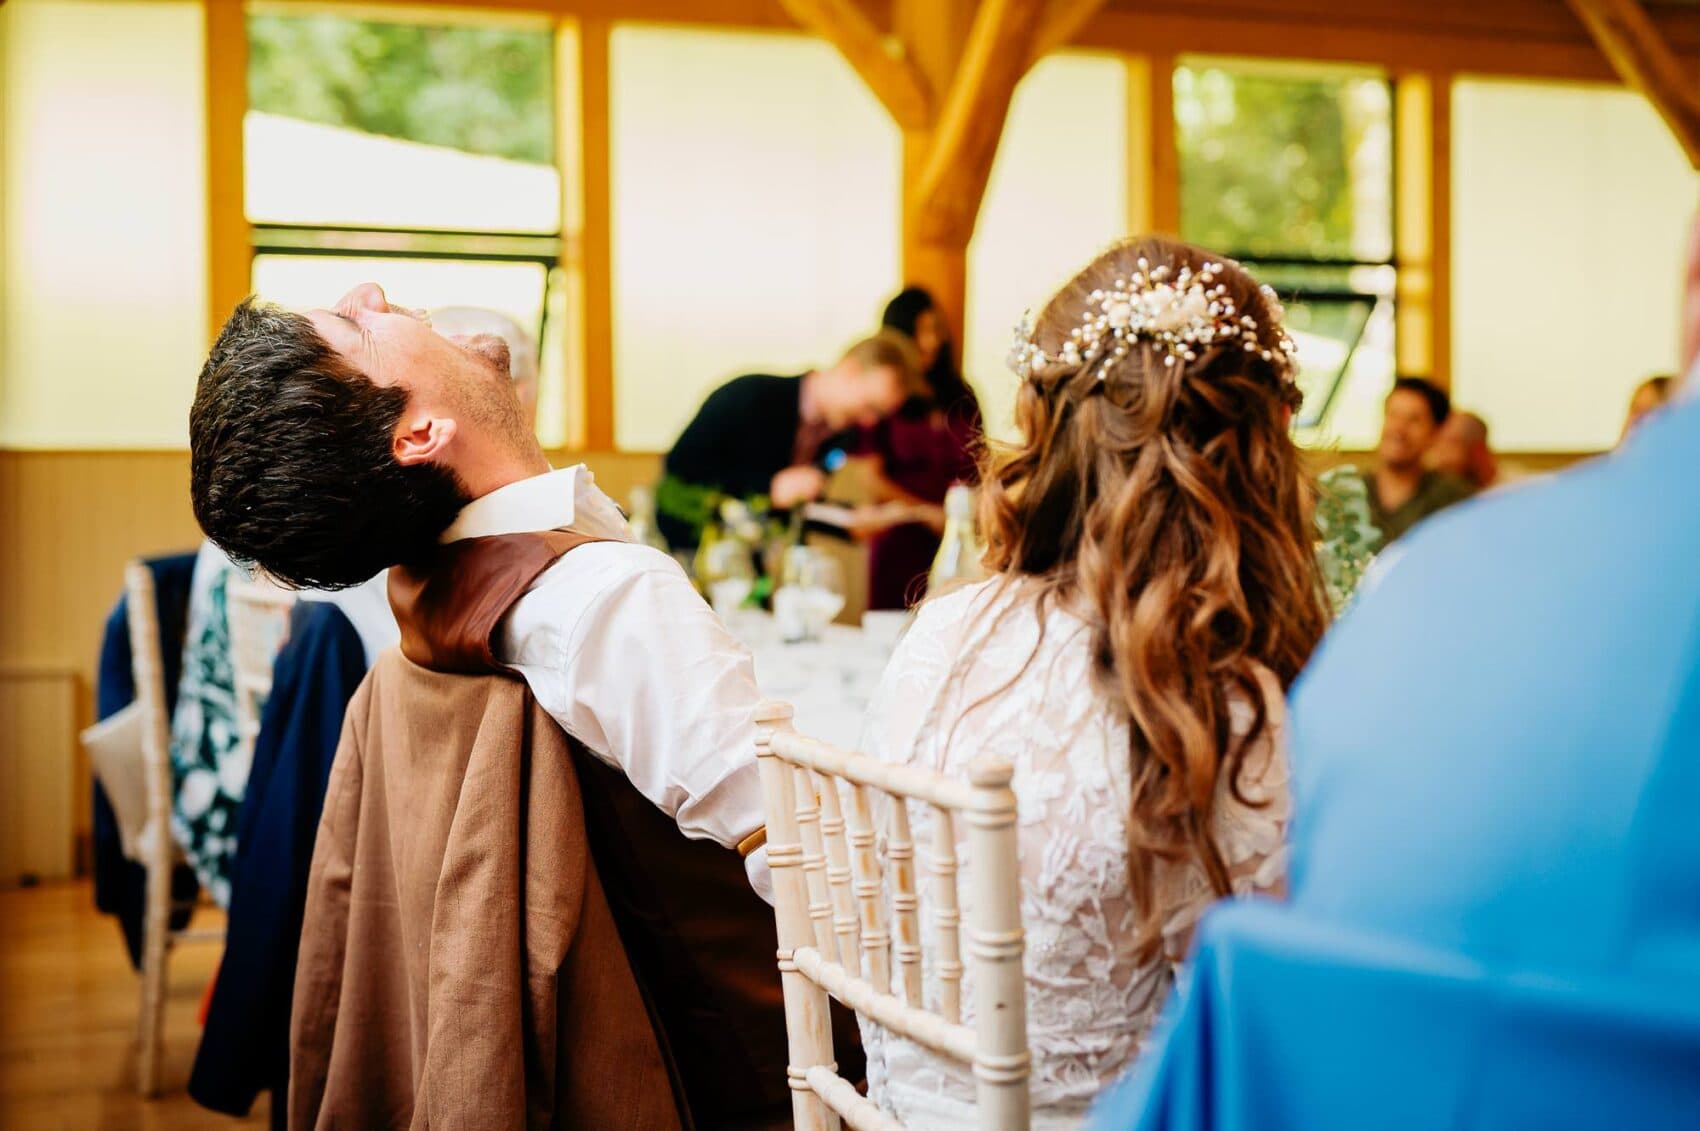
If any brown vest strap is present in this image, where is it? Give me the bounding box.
[388,530,600,674]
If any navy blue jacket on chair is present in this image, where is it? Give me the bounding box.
[1095,393,1700,1130]
[188,600,368,1127]
[93,551,200,967]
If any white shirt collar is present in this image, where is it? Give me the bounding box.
[440,464,634,545]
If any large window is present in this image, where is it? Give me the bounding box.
[1,0,208,448]
[964,53,1129,441]
[1452,78,1699,451]
[607,26,901,452]
[243,8,577,445]
[1176,59,1395,449]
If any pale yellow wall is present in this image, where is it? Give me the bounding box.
[0,0,209,451]
[964,53,1130,442]
[1452,78,1700,452]
[607,25,902,453]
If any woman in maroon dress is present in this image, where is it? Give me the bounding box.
[860,288,984,609]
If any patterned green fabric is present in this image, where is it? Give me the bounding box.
[168,560,248,908]
[1314,464,1384,614]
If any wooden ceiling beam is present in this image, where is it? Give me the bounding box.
[910,0,1049,245]
[1027,0,1111,65]
[1568,0,1700,167]
[778,0,933,129]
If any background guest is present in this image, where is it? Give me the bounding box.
[657,333,922,550]
[854,287,984,609]
[1368,377,1474,542]
[1621,373,1674,442]
[1427,409,1498,491]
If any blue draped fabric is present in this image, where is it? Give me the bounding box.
[1094,394,1700,1130]
[92,551,201,967]
[1097,903,1700,1131]
[189,600,368,1127]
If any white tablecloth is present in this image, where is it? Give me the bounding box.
[722,613,901,749]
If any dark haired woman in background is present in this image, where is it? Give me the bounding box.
[858,287,984,609]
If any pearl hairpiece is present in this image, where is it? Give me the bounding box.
[1007,258,1299,381]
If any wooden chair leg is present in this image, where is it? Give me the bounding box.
[136,850,171,1096]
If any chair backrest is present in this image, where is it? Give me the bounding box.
[123,562,176,865]
[755,700,1029,1131]
[226,576,297,761]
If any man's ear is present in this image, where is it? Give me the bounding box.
[393,413,457,467]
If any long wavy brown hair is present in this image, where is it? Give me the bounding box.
[978,236,1330,961]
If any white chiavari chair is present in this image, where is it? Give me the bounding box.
[755,700,1030,1130]
[122,562,225,1096]
[225,575,296,767]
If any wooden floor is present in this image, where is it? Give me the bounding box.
[0,881,269,1130]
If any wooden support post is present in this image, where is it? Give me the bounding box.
[790,0,1106,352]
[1126,52,1179,236]
[1394,72,1452,388]
[911,0,1049,248]
[895,0,977,339]
[1569,0,1700,168]
[204,0,249,339]
[576,18,616,451]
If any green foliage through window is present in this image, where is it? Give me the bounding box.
[247,13,554,164]
[1175,63,1391,262]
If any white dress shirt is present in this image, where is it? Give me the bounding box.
[444,464,771,899]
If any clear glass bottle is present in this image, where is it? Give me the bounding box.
[699,499,757,619]
[928,484,985,593]
[626,485,670,555]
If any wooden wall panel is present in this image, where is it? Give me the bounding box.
[0,671,76,883]
[0,452,204,679]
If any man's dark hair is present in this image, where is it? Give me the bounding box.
[189,298,470,590]
[1389,376,1451,426]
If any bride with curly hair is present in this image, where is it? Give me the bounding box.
[861,236,1332,1128]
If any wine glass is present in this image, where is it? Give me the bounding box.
[701,536,756,622]
[776,546,846,643]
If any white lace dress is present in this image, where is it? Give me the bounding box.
[858,577,1290,1130]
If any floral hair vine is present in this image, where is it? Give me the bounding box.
[1006,258,1299,382]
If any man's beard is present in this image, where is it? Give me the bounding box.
[452,336,533,448]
